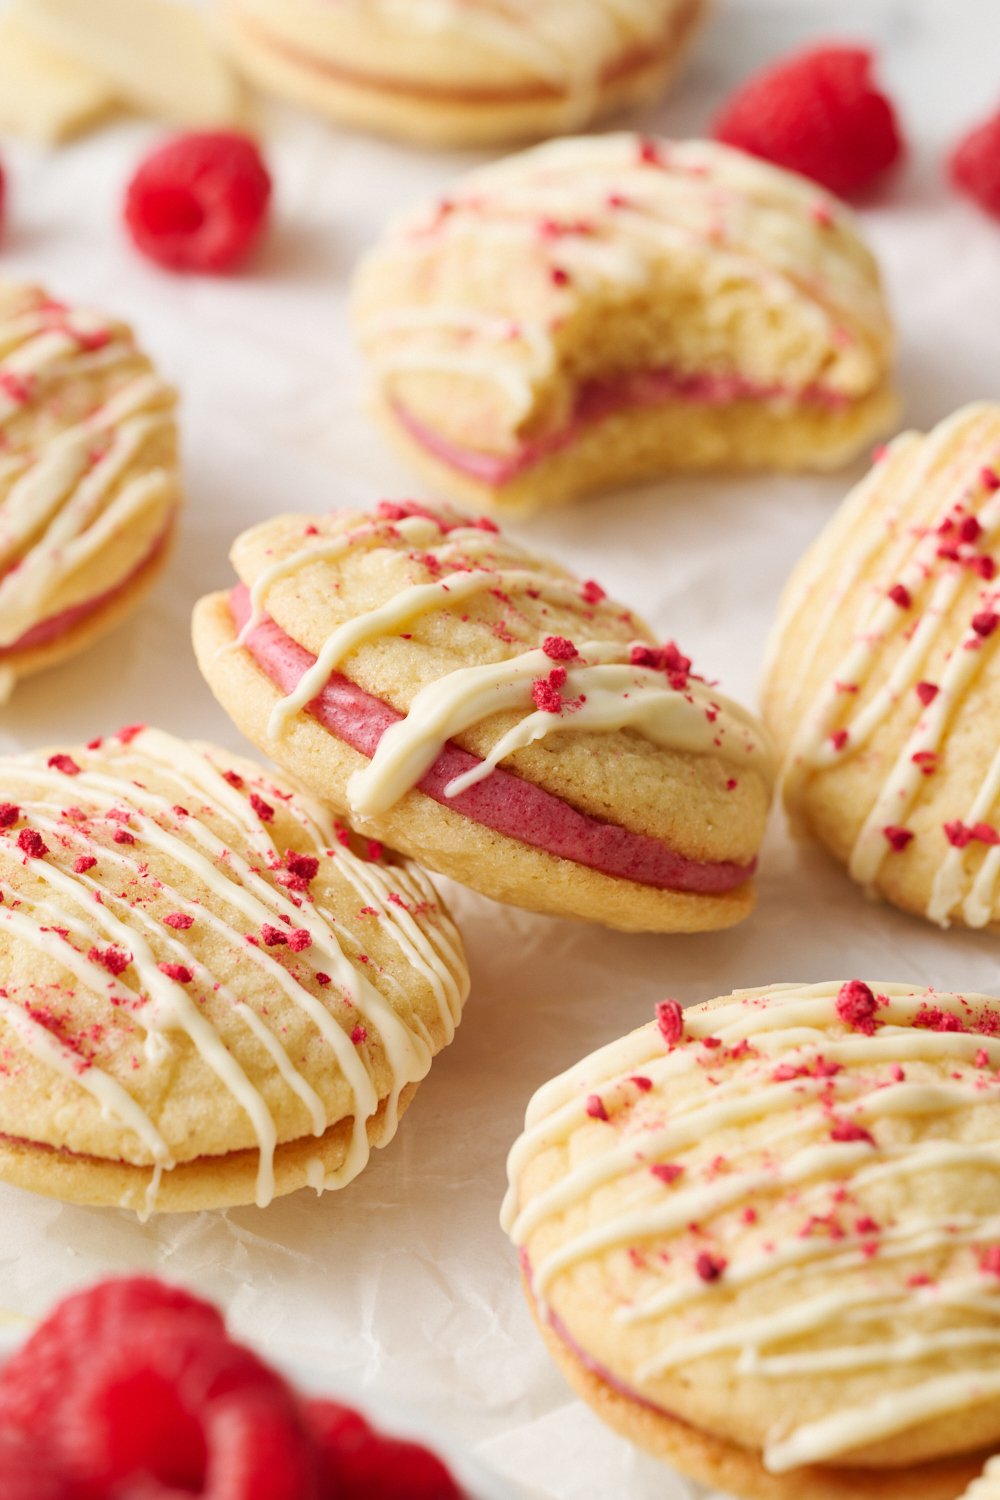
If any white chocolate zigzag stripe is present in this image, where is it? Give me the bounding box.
[503,981,1000,1473]
[355,135,888,423]
[0,728,466,1213]
[0,288,178,654]
[773,404,1000,926]
[232,507,772,813]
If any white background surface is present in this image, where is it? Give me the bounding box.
[1,2,1000,1497]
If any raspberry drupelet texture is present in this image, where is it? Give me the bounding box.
[124,131,272,272]
[951,106,1000,219]
[713,45,904,196]
[0,1277,468,1500]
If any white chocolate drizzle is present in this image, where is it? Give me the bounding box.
[503,980,1000,1472]
[0,727,467,1212]
[234,506,772,817]
[0,286,180,660]
[770,404,1000,926]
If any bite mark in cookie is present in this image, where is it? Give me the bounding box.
[353,135,897,511]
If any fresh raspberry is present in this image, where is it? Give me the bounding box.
[0,1277,224,1435]
[713,45,904,196]
[124,131,271,272]
[951,107,1000,219]
[306,1401,465,1500]
[61,1351,321,1500]
[0,1426,72,1500]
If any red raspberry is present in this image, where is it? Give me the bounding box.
[61,1350,321,1500]
[306,1400,465,1500]
[0,1276,224,1434]
[0,1427,72,1500]
[713,45,904,197]
[951,107,1000,219]
[124,131,271,272]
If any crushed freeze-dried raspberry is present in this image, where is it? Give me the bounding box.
[74,856,98,874]
[951,108,1000,220]
[17,828,48,858]
[0,803,20,828]
[287,929,312,952]
[887,583,912,608]
[973,610,1000,637]
[982,467,1000,492]
[694,1252,727,1283]
[651,1163,685,1184]
[882,825,913,852]
[830,1118,876,1146]
[47,754,81,776]
[163,913,195,929]
[285,851,319,882]
[158,963,193,984]
[223,769,245,789]
[585,1094,609,1121]
[88,946,130,976]
[124,131,272,272]
[913,1005,965,1033]
[366,840,383,862]
[835,980,883,1034]
[250,793,275,822]
[580,579,606,605]
[113,829,136,845]
[973,822,1000,846]
[713,44,903,196]
[830,728,849,751]
[542,635,578,661]
[945,820,974,848]
[350,1025,367,1045]
[115,723,145,745]
[261,923,288,946]
[656,999,685,1047]
[915,681,939,705]
[960,515,984,543]
[531,668,566,714]
[630,641,692,682]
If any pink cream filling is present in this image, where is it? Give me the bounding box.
[520,1250,676,1422]
[230,584,755,896]
[0,521,175,656]
[392,365,852,487]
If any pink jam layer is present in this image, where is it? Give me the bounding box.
[393,365,852,486]
[520,1250,672,1421]
[0,522,174,655]
[230,584,755,896]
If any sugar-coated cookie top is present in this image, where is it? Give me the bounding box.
[354,134,893,451]
[0,726,467,1211]
[765,403,1000,929]
[237,0,690,92]
[228,500,772,855]
[504,980,1000,1472]
[0,281,179,668]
